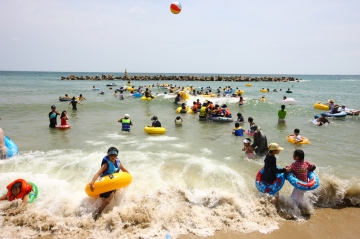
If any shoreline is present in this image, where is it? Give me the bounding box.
[37,207,360,239]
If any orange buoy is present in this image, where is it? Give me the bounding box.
[170,2,182,14]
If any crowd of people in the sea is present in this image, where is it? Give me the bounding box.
[3,81,353,220]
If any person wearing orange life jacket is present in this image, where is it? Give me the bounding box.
[196,99,201,108]
[191,101,198,113]
[221,104,232,118]
[207,101,215,110]
[0,179,32,208]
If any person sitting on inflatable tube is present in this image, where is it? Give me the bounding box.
[261,143,289,203]
[286,88,292,93]
[179,105,187,114]
[286,149,316,206]
[60,110,69,126]
[232,122,244,136]
[0,128,8,159]
[78,94,86,100]
[0,179,33,214]
[89,147,130,220]
[287,128,303,143]
[148,115,161,127]
[236,113,244,123]
[144,88,154,99]
[330,105,341,114]
[118,114,133,132]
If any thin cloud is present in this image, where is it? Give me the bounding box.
[129,6,145,14]
[11,37,19,41]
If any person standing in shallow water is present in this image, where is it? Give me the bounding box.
[69,97,82,110]
[49,105,60,128]
[0,127,8,159]
[278,105,286,124]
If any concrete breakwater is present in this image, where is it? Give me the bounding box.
[61,74,301,82]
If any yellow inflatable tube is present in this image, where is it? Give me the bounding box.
[236,90,244,95]
[176,107,193,114]
[141,96,156,100]
[85,172,132,197]
[127,87,135,92]
[246,83,252,86]
[260,97,266,101]
[287,136,310,144]
[260,89,268,92]
[144,126,166,134]
[314,103,329,110]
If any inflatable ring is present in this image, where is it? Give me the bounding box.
[286,91,293,93]
[133,92,142,98]
[260,97,266,101]
[246,84,252,87]
[286,171,320,191]
[260,89,268,92]
[59,97,72,101]
[176,107,192,114]
[314,103,329,110]
[85,172,133,197]
[106,83,117,86]
[224,90,235,94]
[236,90,244,95]
[207,116,233,122]
[246,130,254,136]
[321,112,346,117]
[4,136,19,158]
[28,182,38,203]
[141,96,155,100]
[281,98,295,105]
[127,87,135,92]
[255,168,285,195]
[56,125,71,130]
[144,126,166,134]
[287,136,310,144]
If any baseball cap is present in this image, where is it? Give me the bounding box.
[51,105,56,108]
[107,147,118,156]
[268,143,284,151]
[124,114,130,118]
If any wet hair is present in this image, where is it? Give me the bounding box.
[281,105,285,110]
[60,110,67,118]
[248,117,253,123]
[11,182,22,192]
[176,116,181,120]
[235,122,240,127]
[237,113,242,117]
[294,128,300,134]
[80,94,83,97]
[293,149,305,160]
[72,97,76,100]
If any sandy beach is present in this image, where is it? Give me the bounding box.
[179,207,360,239]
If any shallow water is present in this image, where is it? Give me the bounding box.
[0,72,360,238]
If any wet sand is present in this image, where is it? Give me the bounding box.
[38,207,360,239]
[179,207,360,239]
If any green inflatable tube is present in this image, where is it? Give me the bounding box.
[28,182,38,203]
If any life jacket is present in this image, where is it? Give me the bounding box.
[199,106,207,117]
[121,118,131,131]
[224,108,232,117]
[192,105,198,112]
[196,102,201,107]
[233,127,243,136]
[208,103,215,110]
[101,156,120,177]
[217,108,224,116]
[6,179,32,202]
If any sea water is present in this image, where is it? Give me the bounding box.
[0,71,360,238]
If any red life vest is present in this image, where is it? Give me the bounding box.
[192,105,198,112]
[6,179,32,202]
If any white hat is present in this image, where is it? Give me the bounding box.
[243,139,251,144]
[124,114,130,118]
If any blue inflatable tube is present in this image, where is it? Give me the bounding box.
[224,90,235,94]
[321,112,346,118]
[4,136,19,158]
[133,92,142,98]
[255,168,285,195]
[286,171,320,191]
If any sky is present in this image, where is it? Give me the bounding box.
[0,0,359,74]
